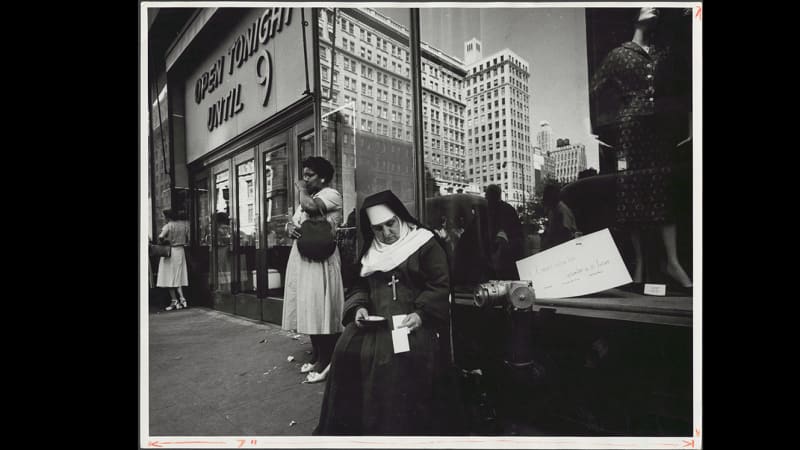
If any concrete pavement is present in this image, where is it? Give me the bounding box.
[147,307,325,436]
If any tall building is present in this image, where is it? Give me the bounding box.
[532,148,544,191]
[463,38,533,207]
[551,138,587,183]
[538,121,556,180]
[318,8,468,195]
[536,120,554,156]
[318,12,534,200]
[543,150,556,180]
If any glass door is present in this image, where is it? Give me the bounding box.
[233,153,258,294]
[262,142,290,299]
[190,173,212,307]
[211,162,233,310]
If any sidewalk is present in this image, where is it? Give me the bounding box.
[147,307,324,436]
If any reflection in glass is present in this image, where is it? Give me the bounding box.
[214,171,232,292]
[318,7,418,287]
[264,145,290,297]
[196,180,210,247]
[237,160,257,293]
[299,131,315,167]
[418,8,567,289]
[194,178,211,294]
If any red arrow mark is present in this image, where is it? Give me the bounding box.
[682,438,695,448]
[695,428,701,437]
[149,442,229,448]
[695,6,702,20]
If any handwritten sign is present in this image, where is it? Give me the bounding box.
[516,228,631,299]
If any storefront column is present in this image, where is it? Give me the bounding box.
[409,8,426,224]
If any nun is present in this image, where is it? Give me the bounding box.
[315,190,451,435]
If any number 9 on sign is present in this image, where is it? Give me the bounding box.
[256,49,273,107]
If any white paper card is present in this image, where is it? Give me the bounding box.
[392,314,408,329]
[516,228,632,299]
[391,328,410,353]
[644,283,666,296]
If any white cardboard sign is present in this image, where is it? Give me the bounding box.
[516,228,632,299]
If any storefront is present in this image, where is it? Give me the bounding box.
[160,8,317,323]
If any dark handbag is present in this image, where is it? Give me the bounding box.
[296,203,336,261]
[150,237,172,258]
[150,243,172,258]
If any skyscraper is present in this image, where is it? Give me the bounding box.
[463,38,533,207]
[318,8,468,195]
[536,120,554,156]
[318,11,534,200]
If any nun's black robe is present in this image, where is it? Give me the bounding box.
[316,237,450,435]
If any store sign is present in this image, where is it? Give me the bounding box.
[194,8,291,131]
[185,8,311,162]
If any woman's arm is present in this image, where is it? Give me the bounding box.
[158,223,170,242]
[295,181,327,217]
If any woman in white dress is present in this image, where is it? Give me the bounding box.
[283,157,345,383]
[156,208,190,310]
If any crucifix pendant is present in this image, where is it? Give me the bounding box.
[387,274,399,301]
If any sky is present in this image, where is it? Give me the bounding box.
[377,6,600,170]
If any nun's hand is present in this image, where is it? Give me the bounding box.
[400,312,422,332]
[354,308,369,328]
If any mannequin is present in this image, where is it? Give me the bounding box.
[590,7,693,291]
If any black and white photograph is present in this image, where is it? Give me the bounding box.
[141,2,701,448]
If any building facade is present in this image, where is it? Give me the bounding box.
[551,139,587,183]
[319,11,536,201]
[318,8,469,197]
[146,7,558,321]
[536,120,554,156]
[463,40,533,207]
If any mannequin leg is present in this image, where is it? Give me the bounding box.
[630,229,644,283]
[661,224,692,287]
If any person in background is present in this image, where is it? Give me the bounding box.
[157,208,190,310]
[590,7,693,292]
[283,156,345,384]
[485,184,523,280]
[315,190,451,435]
[541,184,582,250]
[215,212,233,289]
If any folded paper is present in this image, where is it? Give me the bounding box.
[391,328,410,354]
